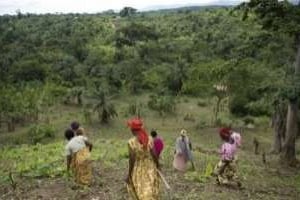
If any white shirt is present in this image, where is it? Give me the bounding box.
[65,136,88,156]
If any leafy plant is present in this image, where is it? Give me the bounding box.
[93,89,118,124]
[27,124,56,144]
[148,94,176,116]
[127,101,143,117]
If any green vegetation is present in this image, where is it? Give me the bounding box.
[0,0,300,199]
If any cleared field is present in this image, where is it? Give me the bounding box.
[0,95,299,199]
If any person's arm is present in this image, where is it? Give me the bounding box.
[150,148,160,169]
[84,141,93,151]
[66,155,72,171]
[65,145,72,171]
[127,144,135,183]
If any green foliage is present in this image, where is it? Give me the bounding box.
[0,4,298,122]
[195,119,208,130]
[82,104,93,124]
[229,95,250,117]
[92,88,118,124]
[116,22,158,47]
[27,124,56,144]
[197,99,207,107]
[127,101,144,117]
[148,94,176,116]
[240,0,300,35]
[184,161,214,183]
[64,87,84,105]
[11,60,48,82]
[0,143,65,180]
[119,7,137,17]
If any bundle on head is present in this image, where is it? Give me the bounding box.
[127,118,149,150]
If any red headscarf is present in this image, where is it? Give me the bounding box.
[127,118,149,150]
[219,127,231,140]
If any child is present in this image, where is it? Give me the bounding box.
[214,128,241,187]
[150,130,164,159]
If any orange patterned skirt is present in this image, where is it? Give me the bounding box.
[71,147,92,185]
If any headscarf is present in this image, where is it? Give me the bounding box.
[180,129,188,137]
[70,121,80,131]
[219,127,231,141]
[76,127,85,136]
[127,118,149,150]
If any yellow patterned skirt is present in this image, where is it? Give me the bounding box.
[71,147,92,185]
[127,159,160,200]
[214,160,239,185]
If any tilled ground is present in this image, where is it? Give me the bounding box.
[1,159,299,200]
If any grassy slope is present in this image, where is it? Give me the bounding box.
[0,95,299,199]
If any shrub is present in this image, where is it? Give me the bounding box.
[246,100,271,116]
[253,116,270,127]
[127,101,143,117]
[148,94,176,116]
[183,113,196,122]
[197,99,207,107]
[82,104,93,124]
[27,124,56,144]
[195,119,208,130]
[229,95,249,116]
[216,116,232,127]
[243,116,255,125]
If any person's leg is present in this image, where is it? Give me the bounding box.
[214,160,227,184]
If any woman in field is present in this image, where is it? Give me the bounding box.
[65,128,93,185]
[214,128,241,187]
[126,118,160,200]
[173,129,195,171]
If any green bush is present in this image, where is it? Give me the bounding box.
[197,99,207,107]
[27,124,56,144]
[253,116,270,127]
[246,100,271,116]
[183,113,196,122]
[148,94,176,116]
[229,95,249,116]
[127,101,143,117]
[243,116,255,125]
[195,119,208,130]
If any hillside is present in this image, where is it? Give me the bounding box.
[0,1,300,199]
[0,95,299,199]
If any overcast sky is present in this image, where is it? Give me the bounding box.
[0,0,246,15]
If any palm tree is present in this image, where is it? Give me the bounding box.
[93,89,117,124]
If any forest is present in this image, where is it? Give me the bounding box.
[0,0,300,199]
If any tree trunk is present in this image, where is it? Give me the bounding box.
[280,40,300,166]
[280,102,298,165]
[272,128,282,154]
[215,97,222,125]
[7,118,15,132]
[271,101,286,154]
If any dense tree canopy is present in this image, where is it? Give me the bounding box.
[0,4,298,127]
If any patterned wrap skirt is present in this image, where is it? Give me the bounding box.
[71,147,92,185]
[214,159,239,185]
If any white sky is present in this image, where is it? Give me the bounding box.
[0,0,245,15]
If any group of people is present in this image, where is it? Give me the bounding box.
[64,118,242,199]
[64,122,93,185]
